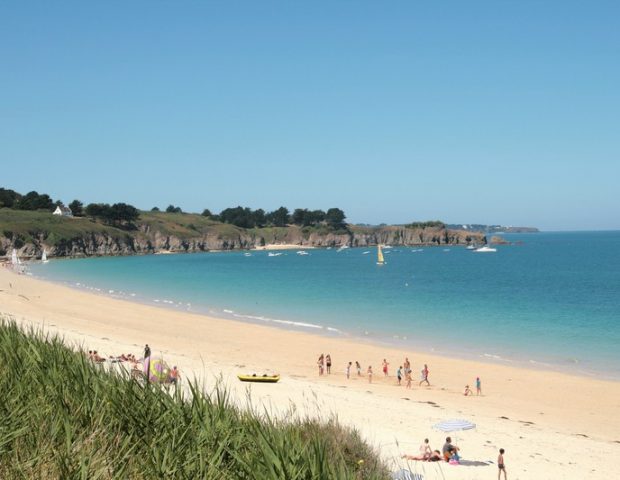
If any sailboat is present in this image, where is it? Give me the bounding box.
[41,249,49,263]
[376,244,386,265]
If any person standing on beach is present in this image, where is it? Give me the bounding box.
[356,361,362,376]
[497,448,507,479]
[346,361,352,379]
[367,365,373,383]
[382,358,389,377]
[397,366,402,385]
[317,354,324,375]
[326,354,332,374]
[419,364,430,386]
[144,344,151,360]
[405,369,412,389]
[476,376,482,395]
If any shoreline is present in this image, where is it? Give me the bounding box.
[28,262,620,383]
[2,266,619,479]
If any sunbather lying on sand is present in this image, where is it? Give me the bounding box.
[402,450,443,462]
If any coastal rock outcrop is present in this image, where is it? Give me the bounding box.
[1,225,485,259]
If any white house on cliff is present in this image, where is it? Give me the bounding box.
[53,205,73,217]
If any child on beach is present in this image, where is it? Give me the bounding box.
[367,365,373,383]
[464,385,473,396]
[476,376,482,395]
[419,364,430,386]
[498,448,507,479]
[382,358,389,376]
[397,366,402,385]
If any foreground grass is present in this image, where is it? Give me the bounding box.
[0,318,389,479]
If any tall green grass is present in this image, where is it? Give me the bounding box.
[0,318,389,479]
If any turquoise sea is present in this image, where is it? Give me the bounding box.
[30,231,620,380]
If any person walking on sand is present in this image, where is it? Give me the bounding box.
[405,369,412,389]
[317,354,324,375]
[367,365,373,383]
[476,376,482,395]
[382,358,389,377]
[403,357,411,373]
[498,448,507,479]
[346,361,352,379]
[356,360,362,376]
[326,354,332,374]
[396,366,403,385]
[419,363,430,386]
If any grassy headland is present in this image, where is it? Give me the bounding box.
[0,208,484,258]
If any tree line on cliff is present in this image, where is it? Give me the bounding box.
[0,187,347,231]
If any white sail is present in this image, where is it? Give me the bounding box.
[377,245,385,265]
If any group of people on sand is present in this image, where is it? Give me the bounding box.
[402,438,507,478]
[464,376,482,396]
[319,355,432,388]
[87,343,180,386]
[317,353,332,375]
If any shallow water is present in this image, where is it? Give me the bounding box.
[30,231,620,379]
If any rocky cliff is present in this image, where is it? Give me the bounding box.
[1,223,485,259]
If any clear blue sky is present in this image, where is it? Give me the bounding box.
[1,1,618,230]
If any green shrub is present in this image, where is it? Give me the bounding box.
[0,318,389,479]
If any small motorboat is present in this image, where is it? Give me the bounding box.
[474,245,497,253]
[237,374,280,383]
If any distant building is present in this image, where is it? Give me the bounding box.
[53,205,73,217]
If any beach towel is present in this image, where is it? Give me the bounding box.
[391,469,424,480]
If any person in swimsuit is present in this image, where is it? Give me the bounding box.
[367,365,373,383]
[317,354,324,375]
[476,376,482,395]
[356,360,362,376]
[382,358,389,376]
[419,364,430,386]
[498,448,507,479]
[396,366,402,385]
[346,361,352,379]
[464,385,473,396]
[326,354,332,374]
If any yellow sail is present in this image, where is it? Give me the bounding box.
[377,245,385,265]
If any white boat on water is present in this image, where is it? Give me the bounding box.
[466,245,475,250]
[474,245,497,253]
[268,252,283,257]
[296,250,309,256]
[376,245,386,265]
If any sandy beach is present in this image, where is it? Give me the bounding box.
[1,266,618,479]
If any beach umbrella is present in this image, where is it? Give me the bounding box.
[391,470,424,480]
[433,419,476,432]
[149,358,170,383]
[433,419,476,448]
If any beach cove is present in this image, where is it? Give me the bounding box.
[1,266,619,479]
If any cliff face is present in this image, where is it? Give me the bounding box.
[2,225,485,258]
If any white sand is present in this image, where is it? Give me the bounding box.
[1,266,618,479]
